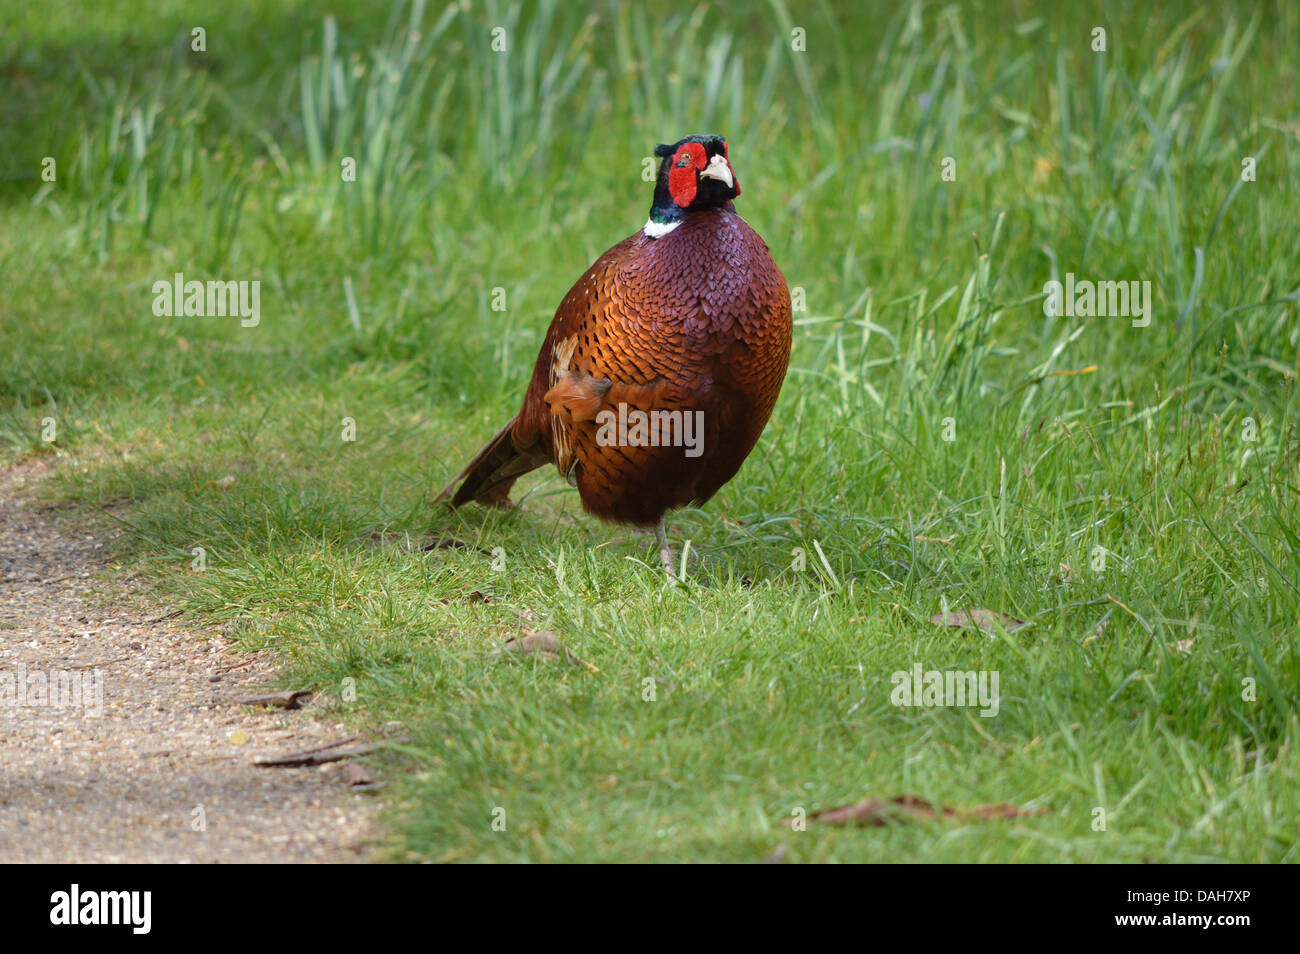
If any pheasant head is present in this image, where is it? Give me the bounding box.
[646,135,741,236]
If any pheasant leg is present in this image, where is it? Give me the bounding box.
[655,518,676,576]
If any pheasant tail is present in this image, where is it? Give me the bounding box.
[435,418,545,508]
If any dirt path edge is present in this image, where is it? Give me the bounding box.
[0,459,384,863]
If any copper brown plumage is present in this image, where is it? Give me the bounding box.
[436,135,792,571]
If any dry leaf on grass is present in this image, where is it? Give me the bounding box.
[791,794,1044,827]
[498,628,562,656]
[492,628,599,672]
[341,762,384,791]
[929,609,1027,631]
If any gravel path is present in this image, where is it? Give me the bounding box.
[0,460,383,863]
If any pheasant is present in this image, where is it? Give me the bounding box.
[436,134,792,572]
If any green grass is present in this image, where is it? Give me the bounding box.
[2,0,1298,862]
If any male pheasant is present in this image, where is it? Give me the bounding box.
[436,134,792,572]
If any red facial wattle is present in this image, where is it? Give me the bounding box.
[668,142,708,207]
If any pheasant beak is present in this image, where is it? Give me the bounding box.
[699,154,734,190]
